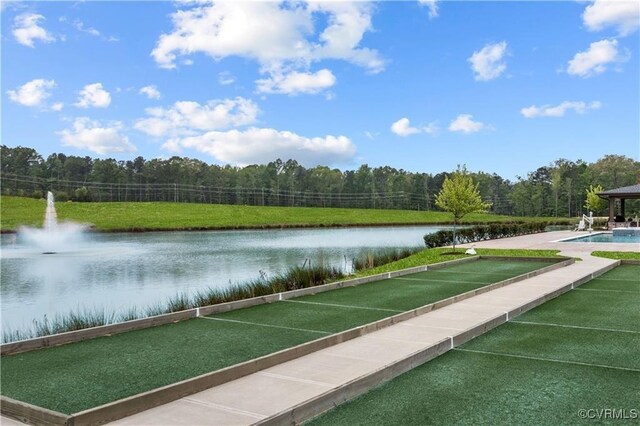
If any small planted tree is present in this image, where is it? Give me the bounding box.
[435,166,492,251]
[585,184,606,215]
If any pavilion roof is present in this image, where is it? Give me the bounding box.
[597,183,640,199]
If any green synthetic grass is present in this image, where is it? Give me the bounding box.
[310,260,554,312]
[0,195,559,232]
[353,248,561,277]
[0,259,550,414]
[0,319,320,414]
[308,264,640,426]
[462,323,640,370]
[592,251,640,261]
[307,350,639,426]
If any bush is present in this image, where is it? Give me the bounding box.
[424,222,548,248]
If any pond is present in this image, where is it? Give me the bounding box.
[0,226,446,333]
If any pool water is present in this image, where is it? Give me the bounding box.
[563,232,640,243]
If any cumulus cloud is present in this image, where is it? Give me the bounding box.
[418,0,439,19]
[567,39,626,77]
[139,85,161,100]
[256,69,336,95]
[12,13,55,47]
[391,118,419,136]
[170,127,356,167]
[391,118,438,137]
[583,0,639,36]
[58,118,136,155]
[7,79,55,107]
[468,41,508,81]
[75,83,111,108]
[151,1,383,94]
[448,114,486,133]
[521,101,602,118]
[134,97,259,138]
[51,102,64,111]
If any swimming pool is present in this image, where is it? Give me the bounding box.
[562,232,640,243]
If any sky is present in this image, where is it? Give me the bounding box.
[1,0,639,179]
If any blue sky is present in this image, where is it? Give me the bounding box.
[2,0,638,179]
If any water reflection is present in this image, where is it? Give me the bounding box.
[1,226,446,332]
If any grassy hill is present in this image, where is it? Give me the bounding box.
[0,196,563,232]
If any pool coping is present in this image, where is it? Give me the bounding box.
[552,231,608,242]
[0,256,572,426]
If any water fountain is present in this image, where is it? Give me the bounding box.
[18,192,87,254]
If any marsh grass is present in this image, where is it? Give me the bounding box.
[2,262,345,343]
[0,247,562,343]
[352,247,423,270]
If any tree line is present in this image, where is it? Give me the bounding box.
[1,145,638,217]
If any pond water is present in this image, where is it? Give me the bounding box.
[0,226,446,333]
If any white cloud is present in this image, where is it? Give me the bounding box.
[422,122,438,135]
[151,2,383,94]
[391,118,420,137]
[135,97,259,138]
[449,114,486,133]
[7,79,55,107]
[171,127,356,167]
[364,131,379,140]
[12,13,55,47]
[256,69,336,95]
[468,41,508,81]
[58,118,136,155]
[75,83,111,108]
[74,20,100,37]
[139,85,161,100]
[583,0,639,36]
[218,71,235,86]
[418,0,439,19]
[567,39,626,77]
[391,117,438,137]
[521,101,602,118]
[51,102,64,111]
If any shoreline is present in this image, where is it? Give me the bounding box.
[0,220,569,235]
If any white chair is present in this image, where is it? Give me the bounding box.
[574,220,585,231]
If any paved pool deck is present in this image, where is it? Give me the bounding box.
[457,229,637,255]
[107,232,623,425]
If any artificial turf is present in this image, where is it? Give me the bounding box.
[0,259,550,414]
[308,264,640,426]
[294,260,552,312]
[306,350,640,426]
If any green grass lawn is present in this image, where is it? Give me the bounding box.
[0,195,563,232]
[592,250,640,261]
[308,264,640,426]
[0,259,552,414]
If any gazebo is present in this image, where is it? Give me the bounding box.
[597,183,640,229]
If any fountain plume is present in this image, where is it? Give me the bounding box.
[44,191,58,232]
[18,192,87,254]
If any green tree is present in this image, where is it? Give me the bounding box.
[435,166,492,251]
[436,166,491,250]
[585,184,607,215]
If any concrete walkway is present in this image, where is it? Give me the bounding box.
[2,232,630,426]
[110,250,618,425]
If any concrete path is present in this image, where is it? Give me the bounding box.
[110,253,618,425]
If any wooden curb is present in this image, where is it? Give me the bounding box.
[2,257,482,356]
[1,257,571,426]
[258,258,619,426]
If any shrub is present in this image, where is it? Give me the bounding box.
[424,222,548,248]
